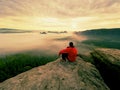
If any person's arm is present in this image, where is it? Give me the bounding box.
[76,48,78,55]
[59,48,69,56]
[74,47,78,56]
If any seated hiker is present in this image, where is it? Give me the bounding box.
[59,42,78,62]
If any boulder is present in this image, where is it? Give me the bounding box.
[0,58,109,90]
[91,48,120,90]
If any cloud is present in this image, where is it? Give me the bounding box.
[0,0,120,18]
[0,0,120,30]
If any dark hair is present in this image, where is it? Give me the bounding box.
[69,42,74,47]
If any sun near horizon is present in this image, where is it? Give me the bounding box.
[0,0,120,31]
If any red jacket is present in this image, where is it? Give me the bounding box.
[59,46,78,62]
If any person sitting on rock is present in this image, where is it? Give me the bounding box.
[59,42,78,62]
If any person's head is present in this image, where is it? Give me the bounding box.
[69,42,74,47]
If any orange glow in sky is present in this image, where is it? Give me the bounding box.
[0,0,120,31]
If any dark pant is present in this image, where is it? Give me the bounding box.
[62,53,68,61]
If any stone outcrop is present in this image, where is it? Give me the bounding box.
[91,48,120,90]
[0,58,109,90]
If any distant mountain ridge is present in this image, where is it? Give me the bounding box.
[80,28,120,38]
[75,28,120,49]
[77,28,120,41]
[0,28,20,30]
[0,28,31,33]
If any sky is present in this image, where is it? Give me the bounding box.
[0,0,120,31]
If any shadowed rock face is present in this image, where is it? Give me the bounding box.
[91,48,120,90]
[0,58,109,90]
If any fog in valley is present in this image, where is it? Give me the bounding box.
[0,32,87,55]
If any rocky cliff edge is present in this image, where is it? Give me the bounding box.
[0,57,109,90]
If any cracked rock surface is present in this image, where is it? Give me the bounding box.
[0,57,109,90]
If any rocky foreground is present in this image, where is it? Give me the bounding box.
[0,56,109,90]
[91,48,120,90]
